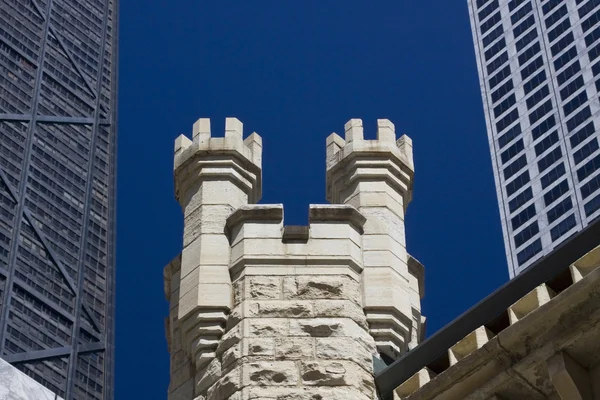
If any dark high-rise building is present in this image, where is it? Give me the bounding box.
[468,0,600,277]
[0,0,117,398]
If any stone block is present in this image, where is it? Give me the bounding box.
[275,337,314,360]
[345,119,364,143]
[315,337,374,367]
[244,338,275,356]
[247,319,289,337]
[283,276,345,299]
[192,118,211,143]
[179,283,232,317]
[247,300,313,318]
[248,276,281,299]
[289,318,371,340]
[183,205,234,245]
[195,358,221,393]
[244,361,299,386]
[207,367,241,400]
[362,268,411,312]
[300,360,375,395]
[313,300,368,329]
[377,119,396,143]
[239,386,373,400]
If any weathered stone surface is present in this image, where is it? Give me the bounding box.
[284,276,344,299]
[248,319,289,337]
[316,337,374,367]
[248,301,313,318]
[289,318,371,340]
[313,300,368,329]
[275,338,314,360]
[245,338,275,356]
[207,366,241,400]
[301,361,375,396]
[239,386,373,400]
[249,277,281,299]
[196,358,221,393]
[244,361,299,386]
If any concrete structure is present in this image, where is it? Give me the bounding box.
[386,242,600,399]
[0,0,118,398]
[164,117,425,399]
[468,0,600,277]
[0,357,62,400]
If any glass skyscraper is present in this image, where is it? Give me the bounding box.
[0,0,117,398]
[469,0,600,277]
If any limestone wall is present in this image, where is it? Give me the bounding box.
[165,118,424,400]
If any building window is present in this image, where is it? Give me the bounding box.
[573,138,599,164]
[535,130,559,156]
[563,91,588,116]
[514,221,539,248]
[570,121,595,148]
[581,173,600,198]
[507,170,531,197]
[489,65,511,88]
[484,24,505,47]
[560,75,584,101]
[529,99,553,124]
[517,238,542,266]
[481,12,502,34]
[504,154,528,179]
[486,39,507,62]
[548,15,571,42]
[492,80,514,103]
[509,187,533,212]
[543,0,562,14]
[544,179,569,206]
[518,42,541,66]
[557,61,581,86]
[585,25,600,46]
[497,108,520,132]
[546,5,568,29]
[541,162,566,189]
[511,202,536,230]
[517,29,539,52]
[577,154,600,181]
[550,214,577,241]
[554,46,578,71]
[584,193,600,217]
[479,0,499,21]
[498,123,521,148]
[578,0,600,19]
[547,197,573,224]
[494,93,516,118]
[566,106,591,132]
[582,8,600,32]
[477,0,493,8]
[514,15,535,38]
[538,146,562,172]
[512,2,533,24]
[526,85,549,110]
[521,56,544,80]
[501,138,524,163]
[551,32,574,56]
[532,114,556,140]
[509,0,528,11]
[524,70,547,94]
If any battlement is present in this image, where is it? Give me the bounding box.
[165,117,424,400]
[326,119,414,207]
[173,117,262,205]
[174,117,262,169]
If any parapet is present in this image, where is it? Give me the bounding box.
[326,118,414,208]
[173,117,263,204]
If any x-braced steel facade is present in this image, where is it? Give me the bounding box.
[0,0,118,398]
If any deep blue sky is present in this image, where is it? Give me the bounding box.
[116,1,508,398]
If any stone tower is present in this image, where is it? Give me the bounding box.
[164,118,425,400]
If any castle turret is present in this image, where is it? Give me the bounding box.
[165,117,424,400]
[326,119,425,360]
